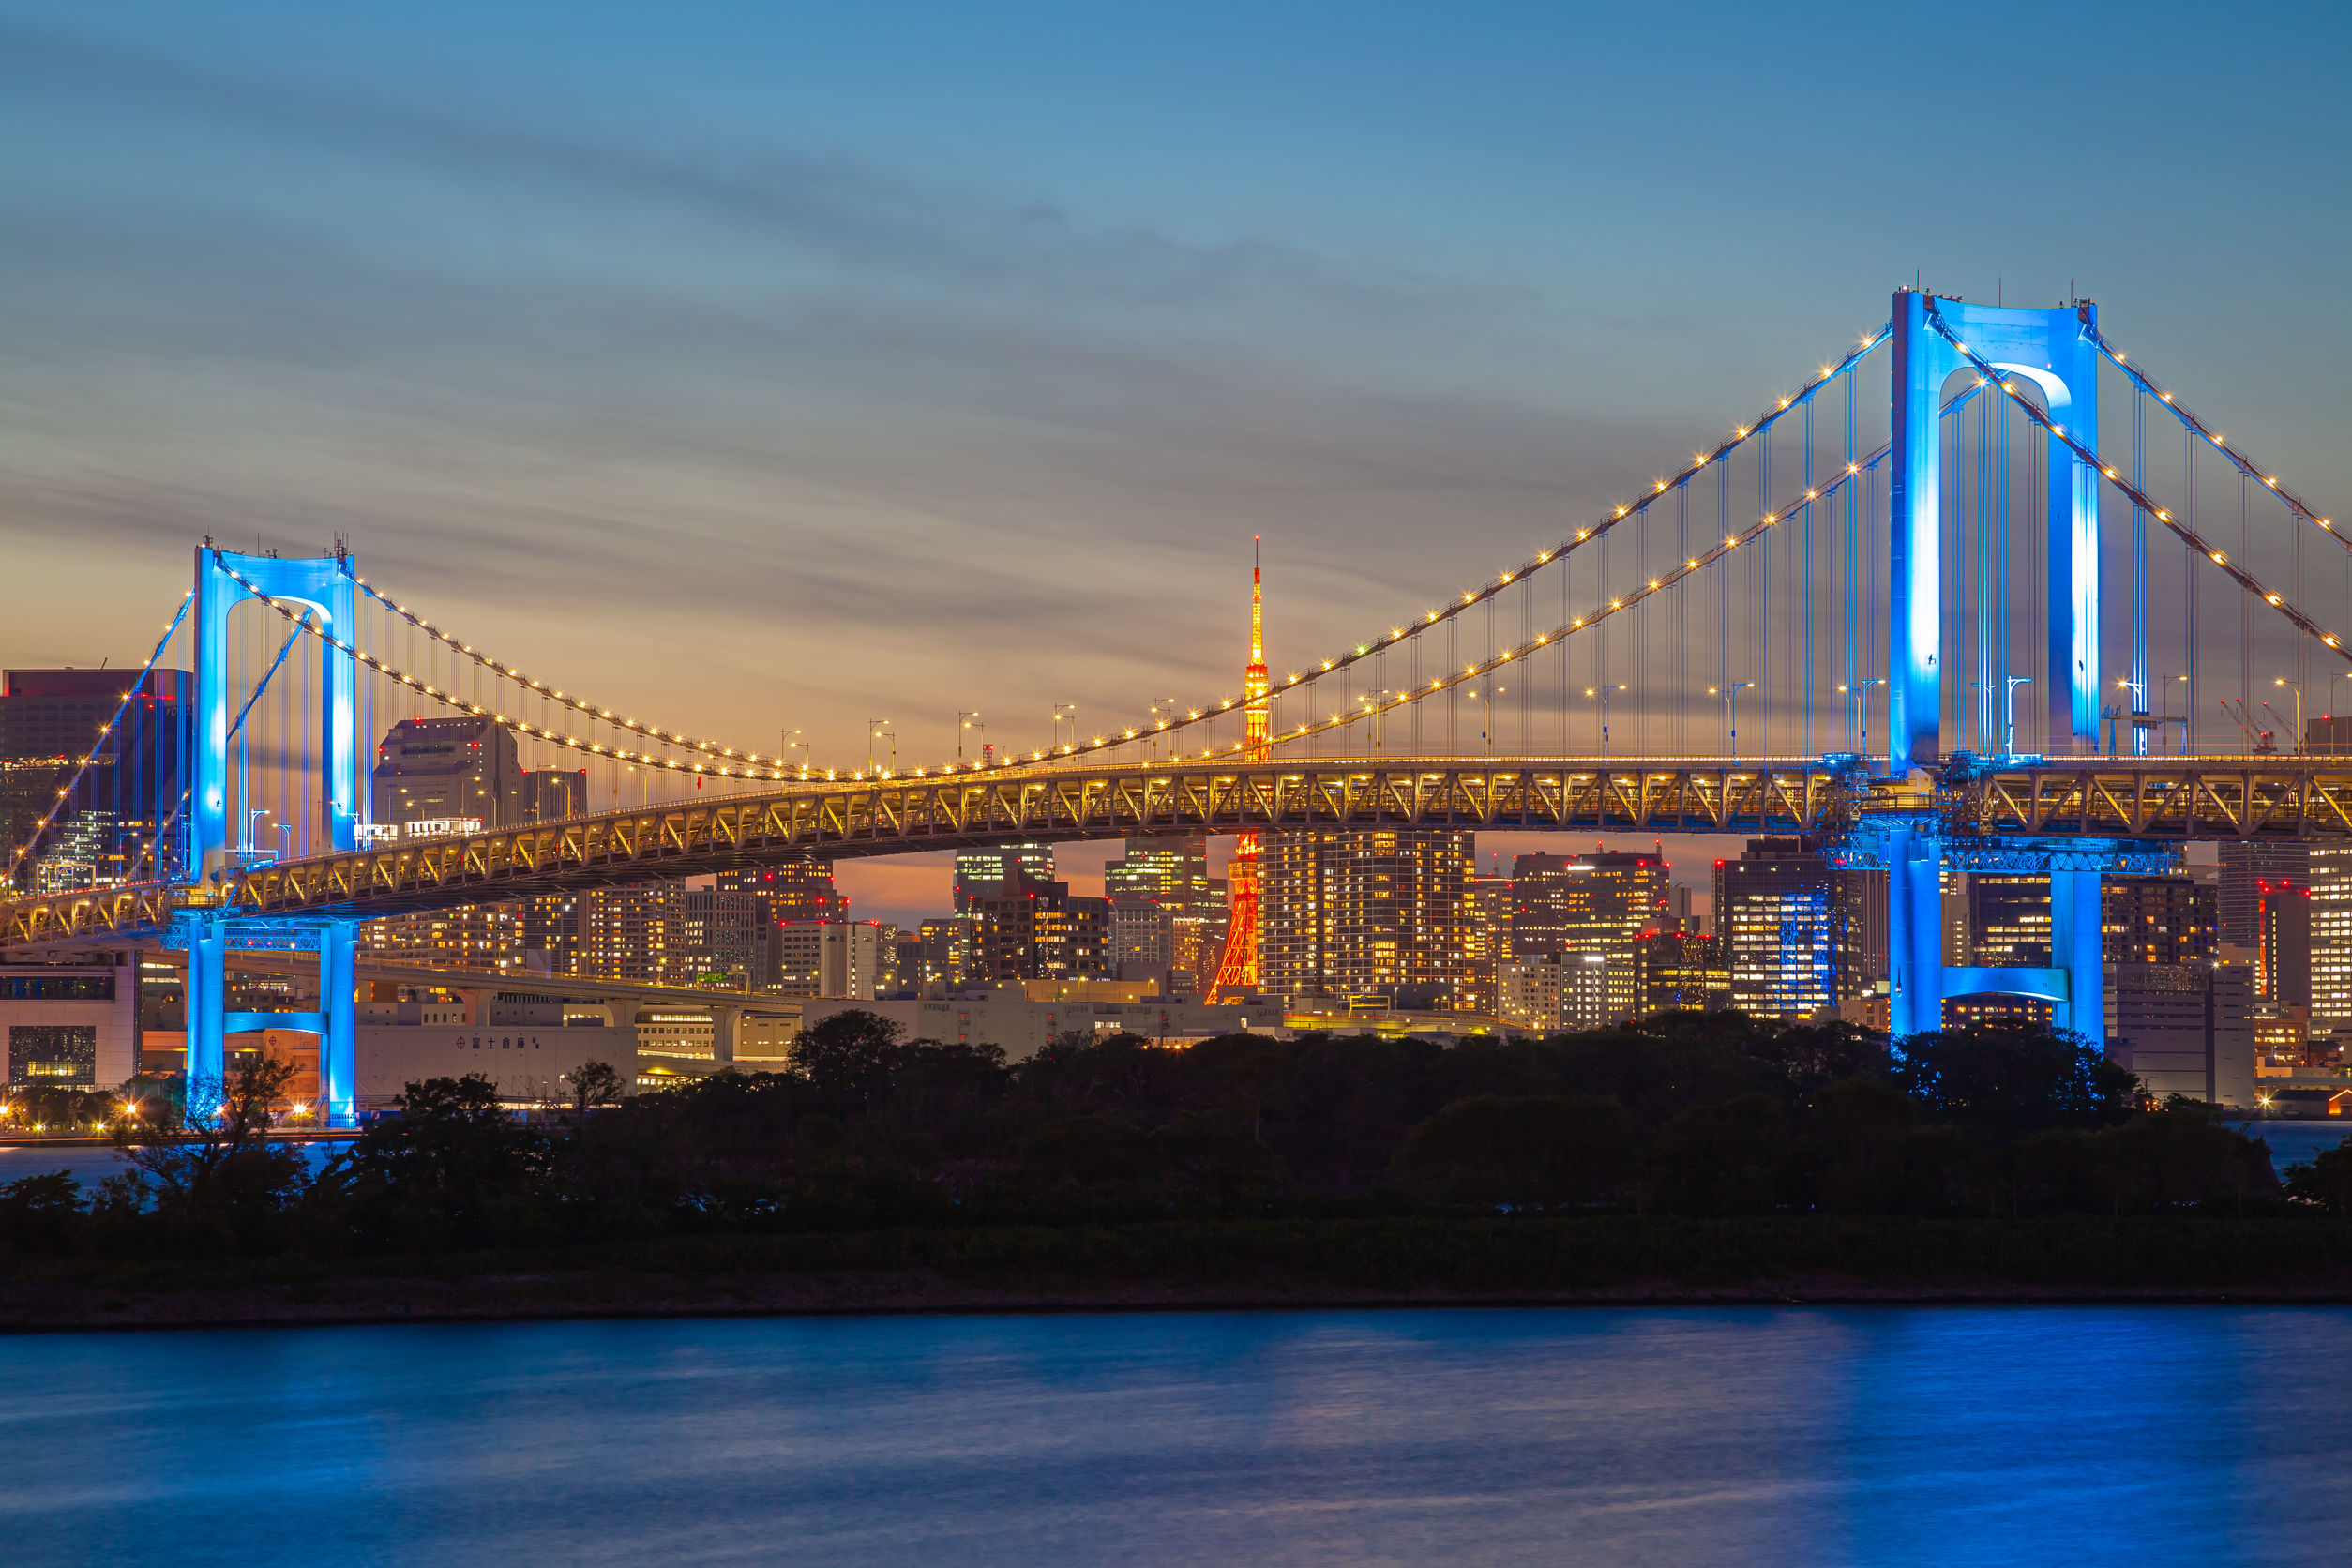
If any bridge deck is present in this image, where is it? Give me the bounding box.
[10,753,2352,946]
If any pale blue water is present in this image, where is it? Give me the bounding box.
[4,1308,2351,1565]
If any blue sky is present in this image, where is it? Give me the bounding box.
[3,1,2344,915]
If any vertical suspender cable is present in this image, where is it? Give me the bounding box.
[1844,373,1858,750]
[1802,396,1814,757]
[2133,384,2148,753]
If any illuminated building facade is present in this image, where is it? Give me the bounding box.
[1106,835,1223,992]
[676,888,764,987]
[1259,827,1474,1010]
[971,878,1110,984]
[903,917,975,995]
[361,903,523,972]
[2102,876,2215,965]
[2,668,190,893]
[768,920,886,999]
[1634,930,1728,1015]
[720,857,847,925]
[1507,850,1671,958]
[1714,838,1835,1018]
[371,716,524,830]
[2309,844,2352,1032]
[953,843,1055,912]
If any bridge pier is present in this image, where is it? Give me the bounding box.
[320,921,357,1127]
[183,915,228,1113]
[1884,819,1944,1038]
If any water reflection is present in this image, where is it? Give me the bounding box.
[3,1308,2350,1565]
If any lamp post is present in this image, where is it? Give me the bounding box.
[957,711,982,763]
[867,718,893,774]
[782,729,807,776]
[1147,697,1177,760]
[1585,684,1625,757]
[1711,683,1756,761]
[1052,702,1078,754]
[2275,678,2305,753]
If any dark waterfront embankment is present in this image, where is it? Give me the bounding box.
[13,1215,2352,1330]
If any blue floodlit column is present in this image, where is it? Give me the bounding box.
[1884,820,1945,1037]
[185,916,226,1108]
[191,549,239,882]
[2045,309,2102,756]
[1887,292,1942,774]
[2048,867,2105,1040]
[321,921,358,1125]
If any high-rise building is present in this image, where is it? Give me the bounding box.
[2218,842,2310,1005]
[2,668,191,892]
[2103,876,2216,965]
[1714,838,1835,1018]
[1460,872,1513,1015]
[1968,874,2051,966]
[2308,844,2352,1031]
[1108,897,1175,989]
[971,878,1110,985]
[2108,961,2256,1106]
[1832,868,1888,997]
[371,716,523,831]
[1259,827,1473,1010]
[1507,850,1671,958]
[1105,835,1223,991]
[953,843,1055,912]
[676,888,764,987]
[903,917,975,995]
[720,858,847,925]
[768,920,886,999]
[361,904,523,972]
[1634,930,1729,1015]
[520,883,686,986]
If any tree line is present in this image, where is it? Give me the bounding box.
[3,1009,2345,1263]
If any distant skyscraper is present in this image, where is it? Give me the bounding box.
[953,843,1055,912]
[1507,849,1670,958]
[1105,835,1221,991]
[721,858,846,924]
[1714,838,1835,1018]
[1634,930,1729,1015]
[371,716,523,830]
[2103,876,2216,965]
[2,668,191,891]
[1259,826,1473,1010]
[970,877,1110,984]
[2308,845,2352,1031]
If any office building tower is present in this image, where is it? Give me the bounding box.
[676,888,765,988]
[2309,844,2352,1031]
[719,858,847,924]
[1259,827,1473,1010]
[768,920,886,999]
[1460,873,1513,1016]
[2,668,191,891]
[2108,962,2256,1106]
[904,917,976,995]
[1106,835,1223,991]
[954,842,1055,912]
[1634,930,1729,1015]
[371,716,523,831]
[520,883,686,986]
[1507,850,1670,959]
[971,878,1110,984]
[1108,897,1175,989]
[1832,868,1888,997]
[360,903,523,972]
[1968,874,2051,967]
[2218,842,2310,1003]
[2103,876,2216,965]
[1714,838,1835,1018]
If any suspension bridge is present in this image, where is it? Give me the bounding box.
[8,289,2350,1122]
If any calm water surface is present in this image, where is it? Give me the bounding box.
[4,1307,2351,1566]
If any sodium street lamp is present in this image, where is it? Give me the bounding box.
[1052,702,1078,753]
[1836,678,1887,754]
[957,712,983,763]
[2275,679,2306,753]
[867,718,894,774]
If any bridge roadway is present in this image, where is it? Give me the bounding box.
[9,751,2352,946]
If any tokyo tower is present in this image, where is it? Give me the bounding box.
[1209,537,1271,1001]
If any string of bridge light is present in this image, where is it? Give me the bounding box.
[214,564,809,782]
[332,572,778,769]
[1016,323,1896,770]
[1195,420,1912,760]
[1924,302,2352,669]
[2089,326,2342,553]
[6,594,191,880]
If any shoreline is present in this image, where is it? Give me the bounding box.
[11,1269,2352,1332]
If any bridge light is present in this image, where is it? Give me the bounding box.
[1805,490,1817,500]
[2213,552,2226,563]
[1735,428,1747,438]
[2268,476,2279,487]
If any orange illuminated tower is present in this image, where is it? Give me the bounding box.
[1209,538,1271,1001]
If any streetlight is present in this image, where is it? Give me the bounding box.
[1711,683,1756,761]
[2275,678,2305,753]
[781,729,808,776]
[243,807,270,854]
[957,711,983,763]
[1147,697,1178,759]
[1052,702,1078,753]
[1837,678,1887,753]
[1585,684,1626,756]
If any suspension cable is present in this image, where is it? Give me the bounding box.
[7,594,192,882]
[1925,301,2352,670]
